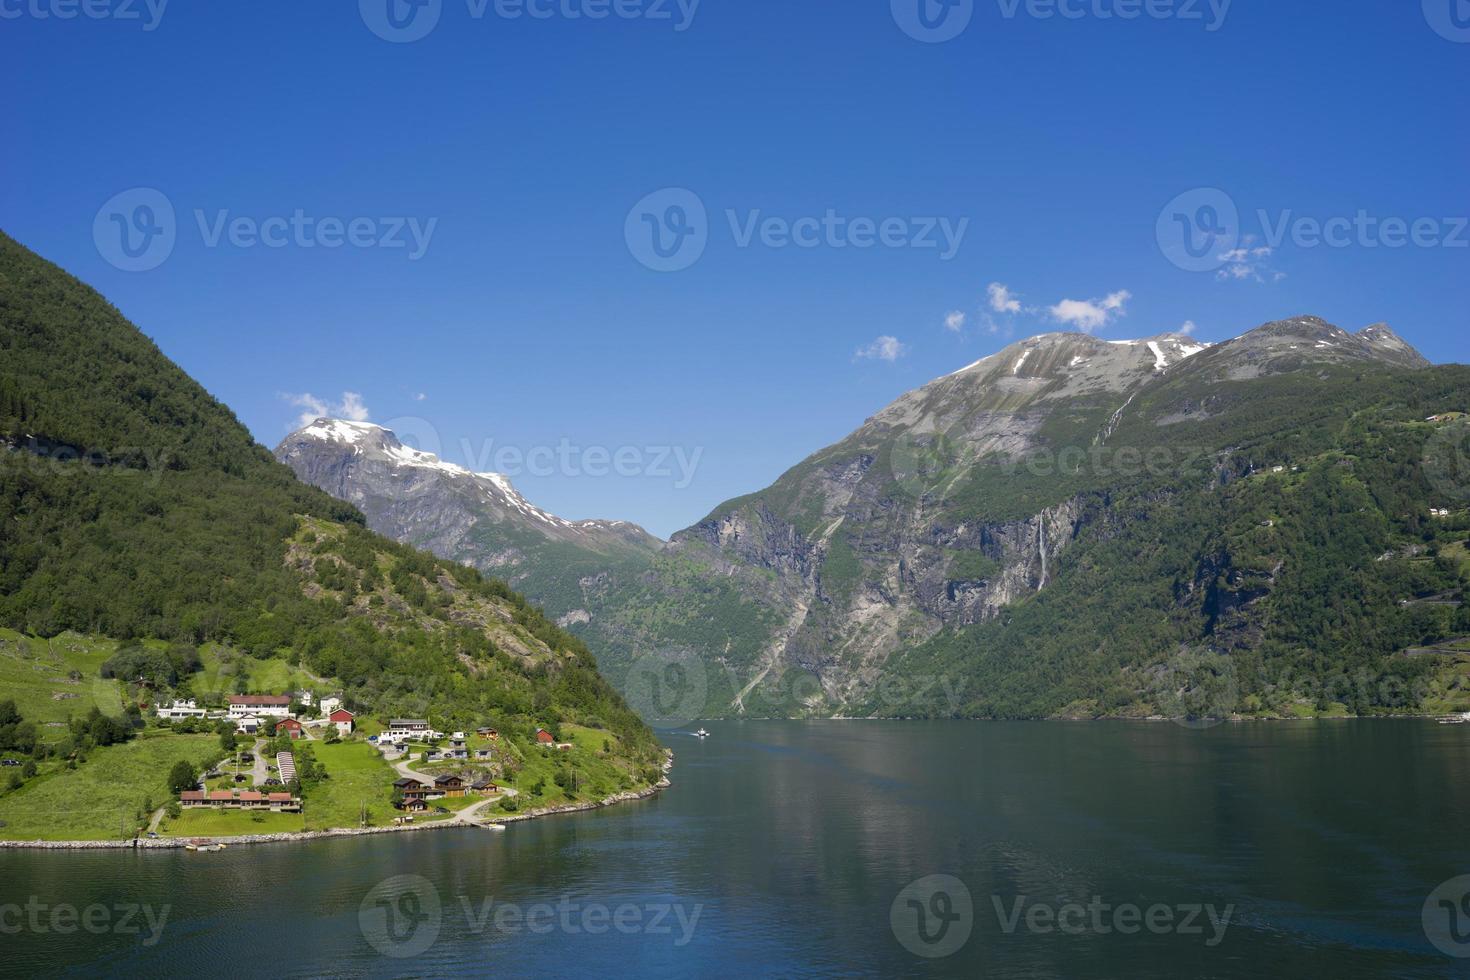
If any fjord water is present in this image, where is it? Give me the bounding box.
[2,721,1468,978]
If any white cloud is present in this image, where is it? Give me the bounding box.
[414,392,428,402]
[1179,320,1198,336]
[855,336,907,362]
[283,390,372,429]
[944,310,966,332]
[1215,239,1284,283]
[1048,289,1131,333]
[988,282,1023,314]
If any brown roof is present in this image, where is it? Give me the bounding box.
[229,695,291,706]
[277,718,302,728]
[329,709,354,721]
[267,792,293,802]
[180,791,205,801]
[207,791,234,802]
[238,792,264,802]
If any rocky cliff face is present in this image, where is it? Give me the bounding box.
[274,317,1438,719]
[575,316,1431,716]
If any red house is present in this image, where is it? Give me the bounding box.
[329,708,355,735]
[536,728,555,744]
[276,718,305,740]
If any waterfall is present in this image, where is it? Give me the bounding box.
[1038,515,1048,590]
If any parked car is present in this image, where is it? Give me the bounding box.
[0,759,20,767]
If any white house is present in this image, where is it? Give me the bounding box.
[295,690,314,708]
[228,695,291,719]
[155,699,207,720]
[318,696,343,718]
[235,715,262,735]
[385,719,444,742]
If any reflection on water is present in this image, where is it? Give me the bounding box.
[1,720,1468,978]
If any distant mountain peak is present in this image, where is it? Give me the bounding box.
[275,419,662,585]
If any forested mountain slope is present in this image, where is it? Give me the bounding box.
[0,231,659,756]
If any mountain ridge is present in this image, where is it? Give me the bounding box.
[270,311,1470,722]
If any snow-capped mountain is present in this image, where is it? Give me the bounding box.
[274,419,661,620]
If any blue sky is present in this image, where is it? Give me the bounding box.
[3,0,1467,537]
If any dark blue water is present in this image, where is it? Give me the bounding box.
[2,720,1469,978]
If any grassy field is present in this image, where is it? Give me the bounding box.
[506,724,643,808]
[191,646,328,702]
[303,740,399,830]
[0,734,219,840]
[160,809,305,837]
[0,629,125,728]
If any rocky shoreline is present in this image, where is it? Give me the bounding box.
[0,752,673,852]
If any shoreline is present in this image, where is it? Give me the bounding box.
[0,752,673,852]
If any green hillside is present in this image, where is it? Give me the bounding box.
[0,231,662,835]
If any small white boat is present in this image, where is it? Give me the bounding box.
[694,728,709,738]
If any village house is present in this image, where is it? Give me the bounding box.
[445,733,469,759]
[275,717,305,740]
[434,774,466,798]
[386,719,439,741]
[235,715,262,735]
[178,790,300,811]
[155,699,208,720]
[329,708,355,736]
[536,728,555,745]
[470,777,499,796]
[294,690,314,708]
[477,727,499,740]
[393,777,433,810]
[474,749,493,760]
[318,695,343,717]
[228,695,291,719]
